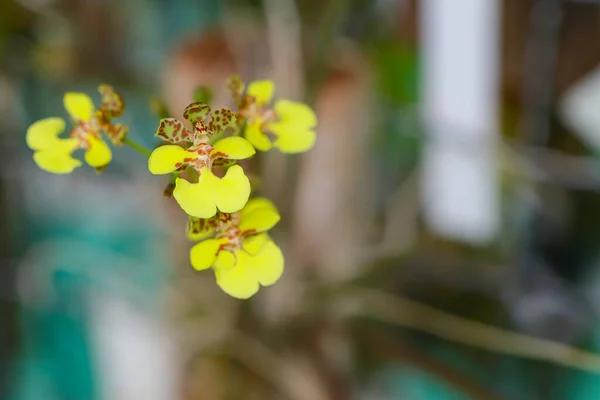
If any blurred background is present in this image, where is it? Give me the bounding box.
[3,0,600,398]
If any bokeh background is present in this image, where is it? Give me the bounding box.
[3,0,600,399]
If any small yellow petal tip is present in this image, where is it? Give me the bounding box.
[64,92,95,122]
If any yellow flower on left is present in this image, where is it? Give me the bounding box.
[26,92,112,174]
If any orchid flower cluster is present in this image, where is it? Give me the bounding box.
[25,77,317,299]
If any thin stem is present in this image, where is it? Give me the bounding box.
[169,171,180,184]
[347,287,600,374]
[123,137,152,157]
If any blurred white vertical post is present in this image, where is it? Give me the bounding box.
[420,0,500,244]
[90,295,180,400]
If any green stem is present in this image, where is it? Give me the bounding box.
[169,171,180,183]
[123,137,152,157]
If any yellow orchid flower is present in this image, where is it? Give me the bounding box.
[25,85,128,174]
[148,103,255,219]
[188,197,283,299]
[234,78,317,154]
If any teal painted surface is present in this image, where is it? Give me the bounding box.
[8,0,222,395]
[9,187,168,399]
[372,341,540,400]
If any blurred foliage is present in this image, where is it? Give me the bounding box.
[372,41,419,105]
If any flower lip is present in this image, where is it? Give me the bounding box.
[26,117,67,151]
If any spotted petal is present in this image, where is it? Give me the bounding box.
[187,216,218,241]
[98,84,125,119]
[148,145,189,175]
[209,107,236,135]
[238,198,280,233]
[155,118,191,144]
[183,102,211,126]
[26,118,66,151]
[227,75,245,104]
[64,92,95,122]
[211,136,255,160]
[104,123,128,146]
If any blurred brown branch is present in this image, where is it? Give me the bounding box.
[345,287,600,374]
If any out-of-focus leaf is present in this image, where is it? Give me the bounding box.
[193,86,213,105]
[371,41,419,105]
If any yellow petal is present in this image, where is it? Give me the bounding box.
[238,197,280,233]
[64,92,95,122]
[148,145,189,175]
[173,172,218,218]
[214,251,260,299]
[213,165,251,213]
[266,100,317,153]
[239,197,272,216]
[274,99,317,129]
[26,118,66,151]
[84,136,112,167]
[214,250,236,270]
[190,238,226,271]
[211,136,256,160]
[244,235,284,286]
[244,123,272,152]
[33,139,81,174]
[271,126,316,154]
[242,232,271,256]
[247,80,275,105]
[44,137,80,153]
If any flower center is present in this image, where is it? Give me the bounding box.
[192,121,212,144]
[185,142,214,171]
[239,97,278,130]
[216,213,243,252]
[70,121,101,150]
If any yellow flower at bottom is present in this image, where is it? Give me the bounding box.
[192,233,283,299]
[189,197,283,299]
